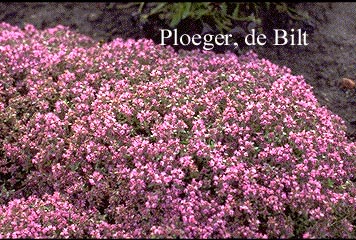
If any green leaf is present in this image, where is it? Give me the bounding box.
[192,8,209,19]
[220,3,227,15]
[213,16,231,33]
[70,161,81,171]
[138,2,145,13]
[327,179,334,188]
[150,2,168,15]
[169,14,182,27]
[232,4,240,19]
[169,3,183,27]
[182,2,192,19]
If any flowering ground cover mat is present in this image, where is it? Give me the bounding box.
[0,23,356,238]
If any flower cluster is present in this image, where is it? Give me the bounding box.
[0,192,129,238]
[1,22,356,238]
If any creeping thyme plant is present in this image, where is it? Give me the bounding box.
[0,22,356,238]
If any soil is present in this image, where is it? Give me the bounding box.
[1,2,356,140]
